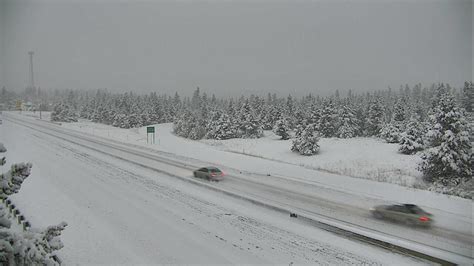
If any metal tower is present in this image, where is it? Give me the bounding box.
[28,51,35,90]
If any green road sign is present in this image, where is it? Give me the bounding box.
[147,126,155,133]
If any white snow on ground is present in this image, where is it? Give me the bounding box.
[202,131,423,187]
[0,114,428,264]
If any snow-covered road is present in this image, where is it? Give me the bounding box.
[0,112,471,264]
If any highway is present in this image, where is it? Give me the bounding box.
[3,112,472,264]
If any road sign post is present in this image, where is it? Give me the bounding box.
[146,126,155,144]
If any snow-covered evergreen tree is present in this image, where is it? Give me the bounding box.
[237,100,263,138]
[392,98,407,123]
[50,102,78,122]
[188,119,206,140]
[398,117,424,154]
[365,97,384,136]
[272,118,290,140]
[337,105,360,138]
[173,109,193,138]
[418,89,473,185]
[291,124,320,156]
[318,100,337,137]
[462,81,473,112]
[205,112,236,140]
[380,122,401,143]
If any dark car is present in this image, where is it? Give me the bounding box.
[370,204,433,227]
[193,167,224,181]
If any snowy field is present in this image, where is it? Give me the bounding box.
[202,132,423,187]
[56,114,423,187]
[0,112,436,265]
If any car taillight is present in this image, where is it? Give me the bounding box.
[419,216,430,222]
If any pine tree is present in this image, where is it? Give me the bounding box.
[399,117,424,154]
[205,111,236,140]
[392,98,407,123]
[318,100,337,137]
[337,105,360,138]
[291,124,320,156]
[418,89,473,185]
[51,102,78,122]
[273,118,290,140]
[365,97,384,136]
[173,109,193,138]
[237,100,263,138]
[380,122,402,143]
[462,81,473,112]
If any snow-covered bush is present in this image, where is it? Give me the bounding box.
[291,124,320,156]
[0,143,67,265]
[0,222,67,265]
[0,163,32,198]
[418,89,473,186]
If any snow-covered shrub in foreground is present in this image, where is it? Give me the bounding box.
[0,143,67,265]
[0,222,67,265]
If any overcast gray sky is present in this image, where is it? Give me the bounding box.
[0,0,472,97]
